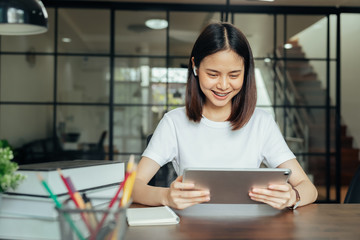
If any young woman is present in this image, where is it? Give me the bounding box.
[132,22,318,210]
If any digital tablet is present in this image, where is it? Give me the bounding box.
[182,168,291,204]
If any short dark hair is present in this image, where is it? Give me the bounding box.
[185,22,257,130]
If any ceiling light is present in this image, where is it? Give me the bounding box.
[0,0,48,35]
[284,43,293,49]
[264,58,271,63]
[145,19,168,30]
[62,37,72,43]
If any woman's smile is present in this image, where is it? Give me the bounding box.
[212,90,231,98]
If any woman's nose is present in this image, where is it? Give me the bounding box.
[217,76,230,90]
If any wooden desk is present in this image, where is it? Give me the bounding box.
[125,204,360,240]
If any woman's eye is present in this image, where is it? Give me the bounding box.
[208,73,217,77]
[230,75,239,78]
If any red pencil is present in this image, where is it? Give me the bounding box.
[57,169,83,208]
[91,155,135,239]
[107,155,135,209]
[57,169,94,234]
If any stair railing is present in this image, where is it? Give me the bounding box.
[261,51,310,171]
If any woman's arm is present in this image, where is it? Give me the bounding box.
[279,158,318,207]
[132,157,166,206]
[249,158,318,209]
[132,157,210,209]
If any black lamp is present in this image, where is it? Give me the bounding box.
[0,0,48,35]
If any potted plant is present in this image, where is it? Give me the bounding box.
[0,140,26,200]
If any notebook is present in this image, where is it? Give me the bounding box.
[126,206,180,226]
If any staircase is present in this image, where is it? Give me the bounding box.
[277,40,360,187]
[340,126,360,184]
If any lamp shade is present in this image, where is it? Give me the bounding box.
[0,0,48,35]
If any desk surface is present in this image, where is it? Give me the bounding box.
[125,204,360,240]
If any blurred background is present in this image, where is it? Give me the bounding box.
[1,0,360,203]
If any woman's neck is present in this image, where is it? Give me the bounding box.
[202,103,231,122]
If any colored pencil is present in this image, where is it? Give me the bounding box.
[91,155,136,239]
[120,166,137,207]
[37,174,85,240]
[58,169,94,234]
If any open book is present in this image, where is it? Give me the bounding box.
[127,206,180,226]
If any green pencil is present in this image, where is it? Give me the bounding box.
[37,174,86,240]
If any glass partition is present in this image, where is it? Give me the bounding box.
[286,15,327,59]
[114,57,167,105]
[169,12,221,56]
[0,55,54,102]
[58,9,110,54]
[113,106,163,156]
[57,56,109,103]
[0,105,53,164]
[57,105,109,160]
[234,14,274,58]
[115,11,167,56]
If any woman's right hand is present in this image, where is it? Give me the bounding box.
[164,175,211,209]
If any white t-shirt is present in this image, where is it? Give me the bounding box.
[142,107,295,176]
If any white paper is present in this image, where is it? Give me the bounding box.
[127,206,180,226]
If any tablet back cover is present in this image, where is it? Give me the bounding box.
[183,168,291,204]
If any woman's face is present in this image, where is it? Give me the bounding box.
[195,50,245,110]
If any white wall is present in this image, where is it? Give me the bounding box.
[0,55,54,147]
[340,14,360,147]
[293,14,360,147]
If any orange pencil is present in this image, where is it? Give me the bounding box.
[92,155,135,240]
[57,169,86,209]
[120,165,137,207]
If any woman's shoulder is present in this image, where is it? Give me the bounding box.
[161,107,195,130]
[248,108,276,127]
[252,108,274,119]
[244,108,278,135]
[164,107,187,120]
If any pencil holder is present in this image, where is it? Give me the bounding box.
[56,197,128,240]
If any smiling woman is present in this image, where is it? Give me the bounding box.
[187,22,256,130]
[132,22,318,211]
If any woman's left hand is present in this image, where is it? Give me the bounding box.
[249,183,295,210]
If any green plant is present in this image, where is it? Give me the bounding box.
[0,140,26,192]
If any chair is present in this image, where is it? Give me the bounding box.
[344,166,360,203]
[15,138,64,164]
[146,134,177,187]
[79,131,107,160]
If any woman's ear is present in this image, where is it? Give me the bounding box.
[191,57,197,77]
